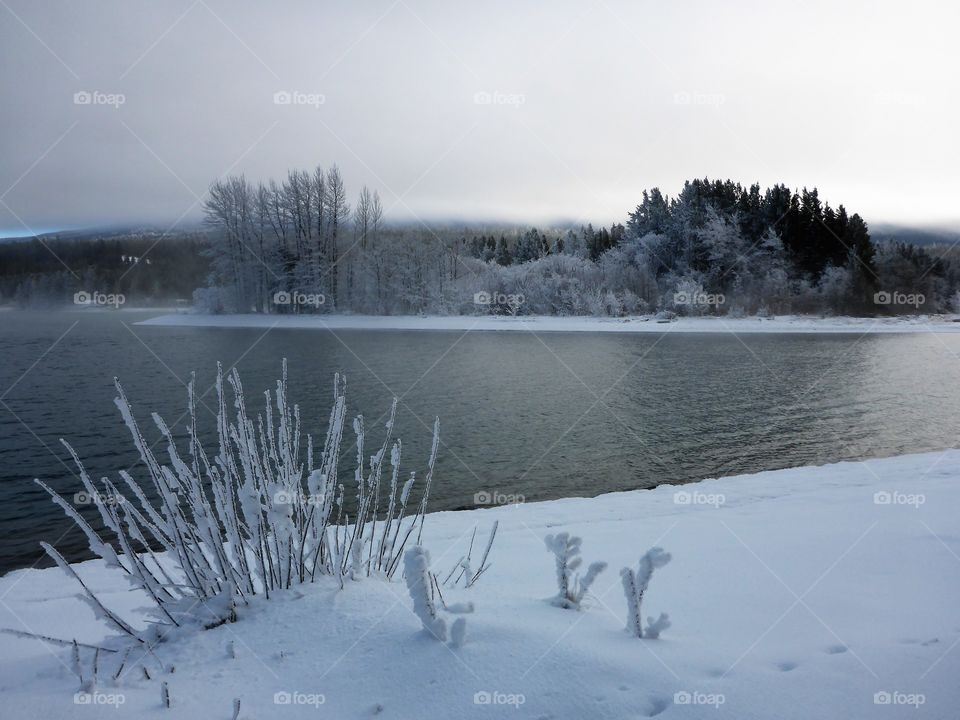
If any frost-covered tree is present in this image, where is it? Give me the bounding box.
[544,533,607,610]
[621,547,672,638]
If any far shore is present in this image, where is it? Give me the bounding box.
[135,312,960,334]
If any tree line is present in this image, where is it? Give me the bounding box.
[200,170,958,317]
[0,234,208,307]
[3,173,956,317]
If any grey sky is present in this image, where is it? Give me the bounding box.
[1,0,957,237]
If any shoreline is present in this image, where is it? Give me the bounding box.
[1,448,957,718]
[136,312,960,334]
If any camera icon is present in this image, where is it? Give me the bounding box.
[74,291,91,305]
[673,291,690,305]
[873,291,891,305]
[874,691,892,705]
[73,491,91,505]
[473,691,492,705]
[473,291,491,305]
[474,491,491,505]
[273,91,292,105]
[274,490,293,504]
[73,91,92,105]
[673,490,691,505]
[873,491,892,505]
[673,91,692,105]
[273,291,292,305]
[273,691,292,705]
[473,91,492,105]
[674,691,692,705]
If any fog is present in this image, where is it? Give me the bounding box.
[1,0,957,236]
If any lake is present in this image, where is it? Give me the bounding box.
[1,309,958,574]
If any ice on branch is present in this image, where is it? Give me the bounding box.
[544,532,607,609]
[621,547,672,638]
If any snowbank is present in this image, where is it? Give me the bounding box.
[136,312,960,334]
[1,450,958,718]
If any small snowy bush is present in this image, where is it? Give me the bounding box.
[403,546,474,646]
[26,361,442,682]
[403,547,448,641]
[621,547,672,638]
[544,532,607,609]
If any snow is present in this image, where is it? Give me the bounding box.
[2,449,959,718]
[136,312,960,335]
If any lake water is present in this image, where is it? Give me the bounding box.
[1,310,958,574]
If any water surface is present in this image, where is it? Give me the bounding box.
[1,310,957,573]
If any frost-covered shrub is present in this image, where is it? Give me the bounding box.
[443,521,498,588]
[403,546,474,646]
[544,533,607,609]
[621,547,672,638]
[403,547,448,641]
[29,362,442,678]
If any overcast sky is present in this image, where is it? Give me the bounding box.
[1,0,957,237]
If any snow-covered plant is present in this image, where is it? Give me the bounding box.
[403,546,447,640]
[544,532,607,609]
[443,521,498,588]
[403,546,474,646]
[24,361,441,679]
[621,547,672,638]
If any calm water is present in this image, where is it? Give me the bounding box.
[1,310,958,574]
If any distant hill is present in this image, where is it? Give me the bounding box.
[871,223,960,247]
[0,224,206,244]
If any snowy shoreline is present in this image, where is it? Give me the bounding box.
[136,312,960,335]
[2,449,958,718]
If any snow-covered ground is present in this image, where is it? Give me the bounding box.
[136,312,960,334]
[2,450,958,718]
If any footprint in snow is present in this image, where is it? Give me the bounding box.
[776,661,799,672]
[825,644,848,655]
[642,696,671,717]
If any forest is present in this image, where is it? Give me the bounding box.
[2,174,957,317]
[197,170,959,317]
[0,233,208,307]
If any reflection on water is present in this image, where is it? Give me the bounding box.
[1,310,958,573]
